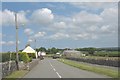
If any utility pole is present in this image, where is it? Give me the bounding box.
[15,13,19,70]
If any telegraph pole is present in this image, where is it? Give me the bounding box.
[15,13,19,70]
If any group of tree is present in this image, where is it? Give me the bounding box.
[75,47,119,55]
[35,47,64,54]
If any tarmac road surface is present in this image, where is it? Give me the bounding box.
[24,58,110,78]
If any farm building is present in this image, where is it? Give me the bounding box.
[22,46,38,58]
[63,50,84,57]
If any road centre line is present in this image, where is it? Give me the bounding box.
[48,61,62,78]
[56,72,62,78]
[53,68,56,71]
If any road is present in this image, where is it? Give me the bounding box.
[24,58,110,78]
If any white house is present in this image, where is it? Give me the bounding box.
[38,51,46,56]
[22,46,38,58]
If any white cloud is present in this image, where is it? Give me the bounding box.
[100,25,115,33]
[2,9,28,26]
[24,28,34,36]
[52,21,67,29]
[2,9,15,26]
[2,3,118,42]
[31,8,54,25]
[0,33,2,38]
[70,2,117,10]
[73,33,97,40]
[34,31,46,38]
[0,41,6,45]
[49,32,69,40]
[28,39,34,43]
[73,11,102,24]
[7,41,15,45]
[1,40,20,46]
[0,11,2,25]
[17,11,28,25]
[87,26,98,32]
[100,8,118,25]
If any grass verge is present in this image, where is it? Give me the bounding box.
[4,70,28,80]
[58,58,119,78]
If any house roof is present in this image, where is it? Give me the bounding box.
[22,46,36,53]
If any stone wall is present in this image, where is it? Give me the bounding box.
[2,61,17,77]
[66,57,119,67]
[2,59,39,78]
[28,59,39,70]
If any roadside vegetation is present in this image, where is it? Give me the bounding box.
[59,59,119,78]
[1,52,36,62]
[5,70,28,79]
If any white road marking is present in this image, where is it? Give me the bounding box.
[48,60,62,78]
[56,72,62,78]
[53,68,56,71]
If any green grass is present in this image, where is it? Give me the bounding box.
[4,70,28,80]
[58,59,119,78]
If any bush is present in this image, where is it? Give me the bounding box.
[2,52,33,63]
[2,52,10,62]
[19,52,30,63]
[27,53,36,59]
[29,57,33,62]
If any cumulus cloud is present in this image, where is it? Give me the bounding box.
[49,32,69,40]
[1,40,20,46]
[2,3,117,41]
[31,8,54,25]
[73,11,102,25]
[100,8,118,25]
[2,9,15,26]
[0,41,15,46]
[74,33,97,40]
[70,2,117,10]
[24,28,34,36]
[52,21,67,29]
[34,31,46,38]
[28,39,34,43]
[7,41,15,45]
[0,41,6,45]
[2,9,28,26]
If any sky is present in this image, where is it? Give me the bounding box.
[1,2,118,52]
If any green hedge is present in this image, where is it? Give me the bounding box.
[19,52,30,63]
[27,53,36,59]
[2,52,10,62]
[2,52,32,63]
[94,51,120,57]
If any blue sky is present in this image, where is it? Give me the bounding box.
[1,2,118,52]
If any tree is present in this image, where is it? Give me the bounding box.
[75,47,96,55]
[39,47,47,52]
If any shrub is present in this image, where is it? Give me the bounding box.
[2,52,10,62]
[27,53,36,59]
[29,57,33,62]
[19,52,30,63]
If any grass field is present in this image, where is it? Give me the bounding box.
[58,58,119,78]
